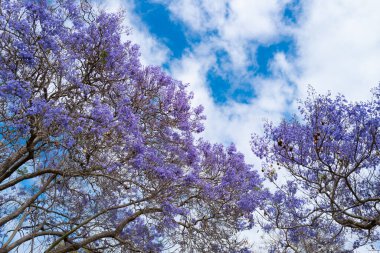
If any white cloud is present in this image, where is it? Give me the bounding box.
[293,0,380,101]
[156,0,292,72]
[158,0,229,33]
[221,0,288,42]
[162,0,289,40]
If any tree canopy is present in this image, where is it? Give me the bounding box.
[0,1,267,252]
[252,87,380,251]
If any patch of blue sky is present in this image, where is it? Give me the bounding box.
[231,86,255,104]
[283,0,302,24]
[254,37,296,77]
[132,0,190,60]
[207,67,255,105]
[206,50,233,104]
[206,71,230,104]
[208,38,297,104]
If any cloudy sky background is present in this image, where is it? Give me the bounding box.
[100,0,380,250]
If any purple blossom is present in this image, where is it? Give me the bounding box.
[252,86,380,251]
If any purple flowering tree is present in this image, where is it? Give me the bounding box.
[259,180,351,252]
[0,1,266,252]
[252,87,380,251]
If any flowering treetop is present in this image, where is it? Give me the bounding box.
[252,87,380,251]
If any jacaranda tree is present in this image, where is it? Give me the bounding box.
[259,180,350,252]
[0,1,267,252]
[252,87,380,251]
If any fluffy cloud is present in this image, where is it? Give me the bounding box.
[161,0,288,39]
[156,0,292,71]
[293,0,380,101]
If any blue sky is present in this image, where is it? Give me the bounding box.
[102,1,380,250]
[132,0,299,104]
[133,0,189,59]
